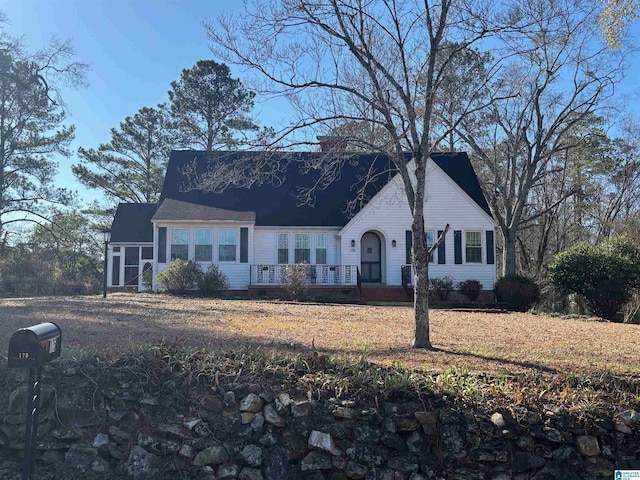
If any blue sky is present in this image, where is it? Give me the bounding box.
[1,0,639,208]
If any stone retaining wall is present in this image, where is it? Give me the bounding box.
[1,358,638,479]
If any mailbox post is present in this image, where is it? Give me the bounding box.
[7,322,62,480]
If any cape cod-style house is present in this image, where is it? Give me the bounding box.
[107,148,497,302]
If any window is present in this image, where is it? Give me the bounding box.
[171,229,189,261]
[426,231,435,263]
[113,246,121,253]
[294,233,311,263]
[141,246,153,260]
[465,231,482,263]
[111,256,121,286]
[315,234,327,264]
[219,228,237,262]
[277,233,289,264]
[195,228,213,262]
[124,247,140,285]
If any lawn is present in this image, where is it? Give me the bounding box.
[1,293,639,378]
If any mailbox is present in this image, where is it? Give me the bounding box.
[8,322,61,369]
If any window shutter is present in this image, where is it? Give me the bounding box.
[486,230,495,265]
[454,230,462,264]
[437,230,446,264]
[111,256,120,286]
[240,228,249,263]
[158,227,167,264]
[405,230,412,264]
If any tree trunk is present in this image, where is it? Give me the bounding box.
[412,258,431,349]
[503,229,517,277]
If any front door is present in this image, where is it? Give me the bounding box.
[361,232,381,282]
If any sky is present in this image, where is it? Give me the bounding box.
[0,0,287,206]
[1,0,639,209]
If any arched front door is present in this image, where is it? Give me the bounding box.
[140,262,153,291]
[361,232,381,283]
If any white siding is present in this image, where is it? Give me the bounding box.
[152,221,254,290]
[339,159,497,289]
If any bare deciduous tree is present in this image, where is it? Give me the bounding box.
[448,0,627,276]
[203,0,510,349]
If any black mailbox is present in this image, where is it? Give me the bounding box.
[8,322,62,368]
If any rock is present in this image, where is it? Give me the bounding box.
[516,436,535,452]
[240,444,263,467]
[124,445,159,478]
[51,428,83,441]
[584,456,614,477]
[193,445,229,466]
[381,432,406,452]
[184,419,201,430]
[406,431,424,453]
[240,394,264,413]
[333,455,348,469]
[415,411,438,425]
[531,461,582,480]
[224,391,238,408]
[301,451,333,471]
[512,452,546,472]
[242,412,256,424]
[137,434,180,455]
[491,413,506,428]
[217,464,241,478]
[157,422,193,439]
[264,448,290,480]
[65,444,110,473]
[333,406,355,419]
[441,424,466,459]
[396,419,420,432]
[41,450,64,464]
[292,401,313,417]
[140,395,159,406]
[252,412,265,431]
[552,445,583,471]
[345,460,369,479]
[618,410,640,426]
[309,430,343,455]
[240,466,264,480]
[576,436,600,457]
[614,422,632,434]
[92,433,109,447]
[263,403,286,427]
[179,444,194,457]
[354,423,382,445]
[386,457,419,473]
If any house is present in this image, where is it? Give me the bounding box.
[107,149,497,302]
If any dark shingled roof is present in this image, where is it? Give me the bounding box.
[152,198,256,222]
[110,203,157,242]
[158,150,492,227]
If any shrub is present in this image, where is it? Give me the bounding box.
[197,264,230,297]
[495,275,540,312]
[458,279,482,302]
[430,276,455,301]
[281,263,311,301]
[549,237,640,322]
[157,259,203,295]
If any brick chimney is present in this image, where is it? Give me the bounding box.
[317,135,348,152]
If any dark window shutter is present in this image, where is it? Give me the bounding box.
[405,230,412,264]
[454,230,462,264]
[437,230,446,264]
[111,256,120,286]
[158,227,167,264]
[486,230,495,265]
[240,228,249,263]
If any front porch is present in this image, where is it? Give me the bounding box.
[250,264,360,286]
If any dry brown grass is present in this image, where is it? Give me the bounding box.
[1,293,639,377]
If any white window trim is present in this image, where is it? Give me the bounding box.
[464,230,483,265]
[315,233,328,265]
[195,228,214,263]
[294,232,312,264]
[219,227,238,263]
[170,228,190,261]
[425,230,436,264]
[277,232,289,264]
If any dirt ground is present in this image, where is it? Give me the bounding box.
[1,293,639,377]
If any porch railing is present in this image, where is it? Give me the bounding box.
[250,265,359,286]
